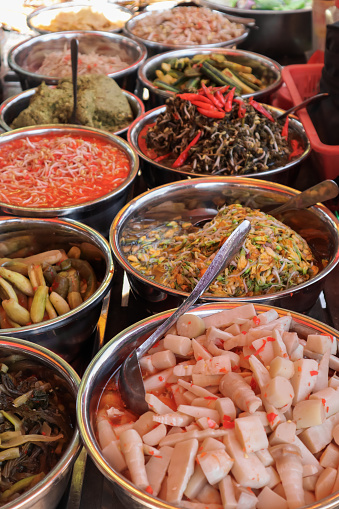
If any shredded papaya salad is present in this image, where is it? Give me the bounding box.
[143,87,305,176]
[0,134,130,208]
[121,204,319,297]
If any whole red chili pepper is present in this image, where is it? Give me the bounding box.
[234,98,246,118]
[201,83,223,110]
[178,93,212,104]
[197,108,225,119]
[212,85,230,94]
[288,139,304,160]
[224,87,236,112]
[190,100,219,110]
[154,153,172,163]
[249,97,275,122]
[281,116,289,139]
[215,90,226,107]
[172,131,202,168]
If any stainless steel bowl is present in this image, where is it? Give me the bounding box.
[77,301,339,509]
[109,177,339,313]
[127,105,310,187]
[124,7,254,57]
[198,0,312,59]
[137,47,282,109]
[0,335,80,509]
[0,87,145,139]
[26,1,133,35]
[7,31,147,92]
[0,216,113,361]
[0,125,139,237]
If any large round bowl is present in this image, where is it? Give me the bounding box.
[0,87,145,139]
[109,177,339,313]
[7,31,147,92]
[137,47,282,109]
[124,7,254,57]
[27,1,133,35]
[0,335,80,509]
[77,301,339,509]
[0,125,139,237]
[127,105,310,188]
[0,216,113,361]
[199,0,312,59]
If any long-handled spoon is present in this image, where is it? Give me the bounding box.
[69,38,81,125]
[276,92,329,120]
[119,220,251,415]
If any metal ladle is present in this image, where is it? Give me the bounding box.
[276,92,329,120]
[119,220,251,415]
[69,38,81,125]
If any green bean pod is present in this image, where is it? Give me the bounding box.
[45,296,57,320]
[49,292,71,316]
[30,286,48,324]
[2,299,30,326]
[0,267,34,297]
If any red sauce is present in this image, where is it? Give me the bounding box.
[0,133,131,208]
[137,123,159,160]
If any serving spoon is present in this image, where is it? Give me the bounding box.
[119,220,251,415]
[193,179,339,227]
[276,92,329,120]
[69,38,81,126]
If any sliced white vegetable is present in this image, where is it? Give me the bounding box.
[143,368,174,393]
[223,429,270,489]
[178,379,219,399]
[264,376,294,409]
[270,444,304,509]
[298,412,339,454]
[102,440,127,473]
[145,445,173,497]
[256,448,274,467]
[333,424,339,446]
[290,358,319,405]
[139,355,157,374]
[319,443,339,469]
[164,334,192,356]
[251,337,275,365]
[310,386,339,418]
[238,411,269,428]
[269,421,297,446]
[265,466,280,488]
[153,412,193,427]
[177,313,206,338]
[313,349,331,392]
[306,334,337,355]
[159,428,231,448]
[173,362,195,377]
[198,449,234,485]
[196,417,219,430]
[147,338,165,354]
[133,411,156,437]
[215,398,237,422]
[269,357,294,379]
[183,391,197,404]
[120,429,149,490]
[235,415,269,453]
[166,438,199,504]
[289,345,304,361]
[257,486,288,509]
[145,393,173,415]
[293,399,325,429]
[192,373,223,387]
[193,356,231,375]
[234,484,258,509]
[219,475,237,509]
[196,484,222,504]
[248,355,271,389]
[192,338,212,361]
[142,423,167,446]
[282,332,300,356]
[184,464,207,500]
[97,418,117,450]
[191,397,217,409]
[150,350,177,370]
[302,464,319,477]
[177,405,221,424]
[201,437,226,452]
[143,444,160,456]
[112,422,134,439]
[220,372,262,413]
[202,304,256,329]
[293,435,323,472]
[315,466,337,500]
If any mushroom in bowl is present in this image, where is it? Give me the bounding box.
[137,48,282,109]
[77,301,339,509]
[0,125,139,237]
[109,177,339,313]
[0,335,80,508]
[7,31,147,92]
[0,216,113,361]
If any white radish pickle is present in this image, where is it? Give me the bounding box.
[119,429,149,490]
[166,439,199,504]
[270,444,304,509]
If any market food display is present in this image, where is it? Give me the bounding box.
[129,6,246,45]
[121,204,319,297]
[34,6,128,31]
[95,303,339,508]
[210,0,311,10]
[10,76,134,133]
[138,89,304,176]
[0,352,74,504]
[0,132,131,208]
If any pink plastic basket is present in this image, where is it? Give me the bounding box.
[282,63,339,180]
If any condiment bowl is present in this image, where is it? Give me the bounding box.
[0,216,113,361]
[7,31,147,92]
[137,48,282,109]
[0,87,145,139]
[109,177,339,313]
[26,1,133,35]
[0,125,139,237]
[77,301,339,509]
[123,7,254,57]
[199,0,312,60]
[0,335,80,509]
[127,104,310,187]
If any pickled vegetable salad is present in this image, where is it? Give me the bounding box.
[122,204,318,297]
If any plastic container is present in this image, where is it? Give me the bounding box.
[282,63,339,180]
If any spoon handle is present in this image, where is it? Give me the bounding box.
[135,220,251,359]
[71,38,78,118]
[277,92,329,120]
[269,180,339,216]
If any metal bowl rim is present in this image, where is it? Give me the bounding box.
[26,1,133,34]
[127,104,311,179]
[138,47,282,100]
[109,176,339,303]
[0,124,139,213]
[0,215,114,334]
[0,87,145,136]
[124,7,254,51]
[199,0,311,15]
[7,31,147,82]
[0,334,81,509]
[77,301,339,509]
